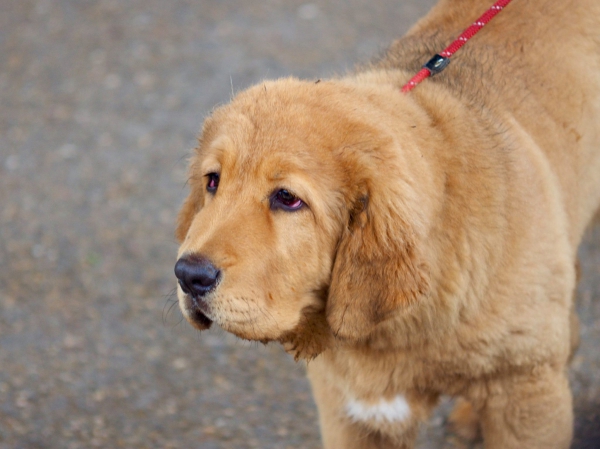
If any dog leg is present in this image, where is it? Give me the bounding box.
[307,361,423,449]
[319,419,418,449]
[479,366,573,449]
[448,397,480,441]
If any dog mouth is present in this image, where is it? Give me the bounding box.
[183,295,213,330]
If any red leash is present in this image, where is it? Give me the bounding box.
[401,0,513,93]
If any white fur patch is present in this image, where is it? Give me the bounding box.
[346,395,411,423]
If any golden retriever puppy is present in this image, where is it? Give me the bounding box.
[174,0,600,447]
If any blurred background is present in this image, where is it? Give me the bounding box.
[1,1,599,448]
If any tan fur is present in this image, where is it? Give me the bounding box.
[175,0,600,447]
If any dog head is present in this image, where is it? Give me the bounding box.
[175,78,431,359]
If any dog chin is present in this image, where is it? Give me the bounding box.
[219,321,280,344]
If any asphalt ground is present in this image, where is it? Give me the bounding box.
[1,1,599,448]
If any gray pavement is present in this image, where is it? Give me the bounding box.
[1,1,599,448]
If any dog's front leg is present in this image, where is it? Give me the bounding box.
[478,365,573,449]
[307,359,433,449]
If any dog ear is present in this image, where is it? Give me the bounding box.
[326,187,430,340]
[176,119,217,243]
[175,193,198,243]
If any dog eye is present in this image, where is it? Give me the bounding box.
[271,189,304,211]
[206,173,219,193]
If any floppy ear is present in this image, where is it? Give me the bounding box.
[327,186,430,340]
[175,193,198,243]
[176,118,218,243]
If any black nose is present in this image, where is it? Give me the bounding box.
[174,255,221,298]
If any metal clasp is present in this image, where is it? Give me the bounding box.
[424,54,450,76]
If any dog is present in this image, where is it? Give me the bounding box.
[174,0,600,447]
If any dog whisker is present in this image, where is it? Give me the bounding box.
[162,288,184,327]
